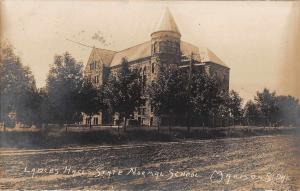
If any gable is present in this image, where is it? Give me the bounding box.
[87,48,116,67]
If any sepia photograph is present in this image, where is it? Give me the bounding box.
[0,0,299,190]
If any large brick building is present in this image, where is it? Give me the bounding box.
[83,8,229,126]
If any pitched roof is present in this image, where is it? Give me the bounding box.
[181,41,228,68]
[110,41,151,67]
[110,41,228,68]
[152,8,181,35]
[92,41,228,68]
[87,48,116,67]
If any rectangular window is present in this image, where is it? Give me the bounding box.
[93,117,98,125]
[90,61,97,70]
[95,76,99,84]
[143,76,146,86]
[152,63,155,73]
[142,108,146,115]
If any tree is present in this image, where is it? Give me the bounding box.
[104,58,144,131]
[46,52,84,130]
[276,95,299,126]
[79,80,104,129]
[254,88,279,126]
[227,90,243,126]
[0,42,38,127]
[148,64,186,132]
[189,70,226,128]
[243,100,261,126]
[35,88,53,126]
[103,75,119,125]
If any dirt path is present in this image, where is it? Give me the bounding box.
[0,135,299,190]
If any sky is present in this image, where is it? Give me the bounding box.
[1,0,300,102]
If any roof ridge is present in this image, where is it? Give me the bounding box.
[94,47,117,53]
[116,41,150,53]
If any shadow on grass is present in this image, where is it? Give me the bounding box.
[0,127,298,149]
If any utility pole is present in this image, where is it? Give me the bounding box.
[187,52,193,134]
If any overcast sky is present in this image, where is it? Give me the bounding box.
[1,0,299,101]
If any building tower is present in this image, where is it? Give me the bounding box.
[151,8,181,73]
[148,8,182,126]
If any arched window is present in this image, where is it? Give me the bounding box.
[154,42,159,53]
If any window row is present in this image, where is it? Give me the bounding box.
[153,41,180,54]
[85,117,99,125]
[140,63,155,75]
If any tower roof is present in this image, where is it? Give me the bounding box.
[152,8,181,35]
